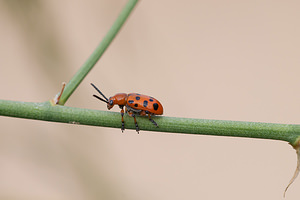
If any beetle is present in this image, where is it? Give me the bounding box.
[91,83,163,133]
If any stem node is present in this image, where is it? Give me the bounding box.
[50,82,66,105]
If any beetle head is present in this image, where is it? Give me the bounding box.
[107,97,114,110]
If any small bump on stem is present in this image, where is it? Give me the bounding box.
[50,82,66,105]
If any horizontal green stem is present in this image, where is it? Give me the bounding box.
[1,99,299,145]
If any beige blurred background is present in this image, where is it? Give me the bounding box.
[0,0,299,199]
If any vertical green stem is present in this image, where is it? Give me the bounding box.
[58,0,139,105]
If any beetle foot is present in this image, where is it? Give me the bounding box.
[121,122,125,133]
[135,124,140,134]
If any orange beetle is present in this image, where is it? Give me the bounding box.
[91,83,163,133]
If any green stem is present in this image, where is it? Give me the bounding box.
[58,0,139,105]
[1,99,299,145]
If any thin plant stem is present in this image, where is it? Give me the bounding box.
[58,0,139,105]
[0,99,299,145]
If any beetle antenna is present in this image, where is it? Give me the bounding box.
[93,94,109,104]
[91,83,109,101]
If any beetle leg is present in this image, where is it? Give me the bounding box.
[128,111,139,134]
[132,114,140,134]
[120,107,125,132]
[148,113,158,127]
[143,110,158,127]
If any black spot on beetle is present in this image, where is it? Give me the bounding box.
[153,103,159,110]
[128,100,134,104]
[143,100,148,107]
[149,98,154,102]
[134,103,138,107]
[136,96,140,100]
[136,93,141,95]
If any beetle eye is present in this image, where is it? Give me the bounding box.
[109,100,113,105]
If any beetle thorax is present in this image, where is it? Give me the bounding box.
[107,93,128,110]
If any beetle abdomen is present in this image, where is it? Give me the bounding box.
[127,93,163,115]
